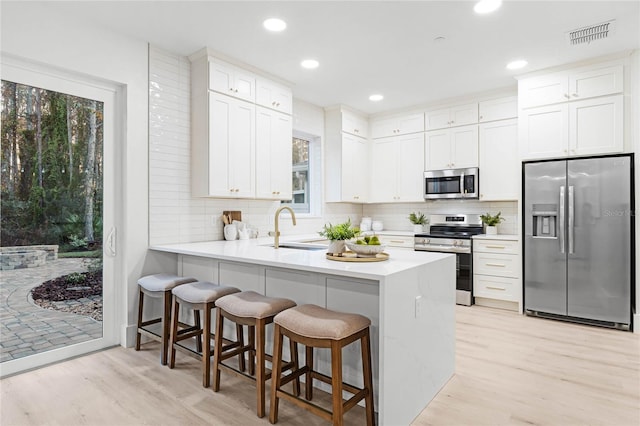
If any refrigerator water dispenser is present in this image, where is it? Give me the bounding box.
[532,204,557,238]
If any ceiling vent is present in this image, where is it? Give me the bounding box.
[567,20,615,46]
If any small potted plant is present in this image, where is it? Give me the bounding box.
[409,212,428,233]
[480,212,504,235]
[318,219,360,256]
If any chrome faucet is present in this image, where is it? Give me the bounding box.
[270,206,297,249]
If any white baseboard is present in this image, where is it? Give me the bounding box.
[474,297,519,312]
[634,313,640,334]
[122,324,137,347]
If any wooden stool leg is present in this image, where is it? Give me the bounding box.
[213,308,224,392]
[135,287,144,350]
[361,330,375,426]
[161,289,172,365]
[305,346,314,400]
[237,324,246,372]
[256,319,266,418]
[290,339,300,396]
[331,340,344,426]
[194,309,203,353]
[269,323,284,424]
[202,302,212,388]
[168,296,180,369]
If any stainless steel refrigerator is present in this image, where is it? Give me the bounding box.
[523,154,633,330]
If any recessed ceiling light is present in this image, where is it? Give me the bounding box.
[506,59,528,70]
[433,36,447,43]
[474,0,502,14]
[369,94,384,102]
[263,18,287,32]
[301,59,319,69]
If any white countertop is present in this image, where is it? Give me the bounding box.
[472,234,519,241]
[150,235,451,280]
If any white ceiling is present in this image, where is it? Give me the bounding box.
[5,1,640,115]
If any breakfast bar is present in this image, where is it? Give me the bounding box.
[151,237,456,425]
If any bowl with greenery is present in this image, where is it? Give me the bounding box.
[480,212,504,235]
[409,211,428,233]
[318,219,360,255]
[345,235,386,257]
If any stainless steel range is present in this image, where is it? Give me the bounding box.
[414,214,483,306]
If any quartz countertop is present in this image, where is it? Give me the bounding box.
[150,234,450,281]
[472,234,519,241]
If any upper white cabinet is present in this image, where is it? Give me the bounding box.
[325,107,370,203]
[342,109,369,138]
[479,119,518,201]
[371,113,424,139]
[425,124,478,170]
[256,78,293,114]
[479,97,517,122]
[255,107,293,200]
[370,133,424,203]
[209,58,256,102]
[519,64,623,109]
[425,103,477,130]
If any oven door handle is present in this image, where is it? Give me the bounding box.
[416,245,471,254]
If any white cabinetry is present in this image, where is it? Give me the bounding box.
[375,234,414,249]
[209,59,256,102]
[256,77,292,114]
[479,96,517,122]
[473,238,520,311]
[518,63,624,160]
[325,108,370,203]
[371,133,424,202]
[425,124,478,170]
[342,109,369,138]
[255,107,292,200]
[193,92,255,198]
[479,118,518,201]
[371,113,424,139]
[425,103,477,130]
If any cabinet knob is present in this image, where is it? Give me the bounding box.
[235,89,239,93]
[571,93,578,98]
[479,115,483,120]
[229,88,233,92]
[272,101,276,106]
[564,149,568,153]
[480,194,484,198]
[564,93,570,99]
[276,102,280,107]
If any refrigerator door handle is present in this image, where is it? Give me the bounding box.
[568,185,574,254]
[559,186,565,254]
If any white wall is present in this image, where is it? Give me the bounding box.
[1,3,156,346]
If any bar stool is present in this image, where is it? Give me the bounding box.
[212,291,299,418]
[168,281,241,387]
[269,304,375,426]
[135,273,197,365]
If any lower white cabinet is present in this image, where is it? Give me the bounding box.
[473,238,520,310]
[376,235,414,249]
[218,261,265,293]
[255,107,293,200]
[479,118,518,201]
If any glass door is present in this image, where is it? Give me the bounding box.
[0,56,120,377]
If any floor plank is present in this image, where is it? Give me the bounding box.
[1,305,639,425]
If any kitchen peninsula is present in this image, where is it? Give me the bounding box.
[151,237,455,425]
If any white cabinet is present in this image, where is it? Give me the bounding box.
[371,113,424,139]
[425,124,478,170]
[520,95,622,159]
[265,268,325,307]
[256,78,292,114]
[473,238,520,309]
[479,96,517,122]
[479,119,518,201]
[342,109,369,138]
[209,58,256,102]
[255,107,292,200]
[519,65,623,109]
[425,103,477,130]
[371,133,424,202]
[325,108,370,203]
[218,261,265,293]
[376,235,414,249]
[193,92,255,198]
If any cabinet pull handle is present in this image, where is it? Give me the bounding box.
[486,286,506,291]
[390,240,405,243]
[486,263,506,267]
[486,245,506,249]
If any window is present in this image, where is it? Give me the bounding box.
[282,133,320,215]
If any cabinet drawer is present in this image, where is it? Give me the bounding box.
[474,275,518,302]
[473,252,518,278]
[378,235,414,248]
[473,239,519,254]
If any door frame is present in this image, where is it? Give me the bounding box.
[0,54,124,377]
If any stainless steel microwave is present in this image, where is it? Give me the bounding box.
[424,167,479,199]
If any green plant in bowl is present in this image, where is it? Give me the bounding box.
[480,212,505,226]
[318,219,360,240]
[408,212,427,225]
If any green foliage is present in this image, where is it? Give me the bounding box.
[67,272,85,285]
[68,234,89,250]
[318,219,360,241]
[409,211,427,225]
[480,212,505,226]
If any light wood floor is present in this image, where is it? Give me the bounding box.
[1,306,639,425]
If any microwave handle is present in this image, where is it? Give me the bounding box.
[460,172,465,195]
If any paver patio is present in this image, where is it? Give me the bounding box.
[0,258,103,363]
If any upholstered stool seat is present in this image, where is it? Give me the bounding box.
[213,291,299,418]
[168,281,240,387]
[135,273,197,365]
[269,304,375,426]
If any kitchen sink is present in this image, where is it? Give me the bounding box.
[260,240,328,250]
